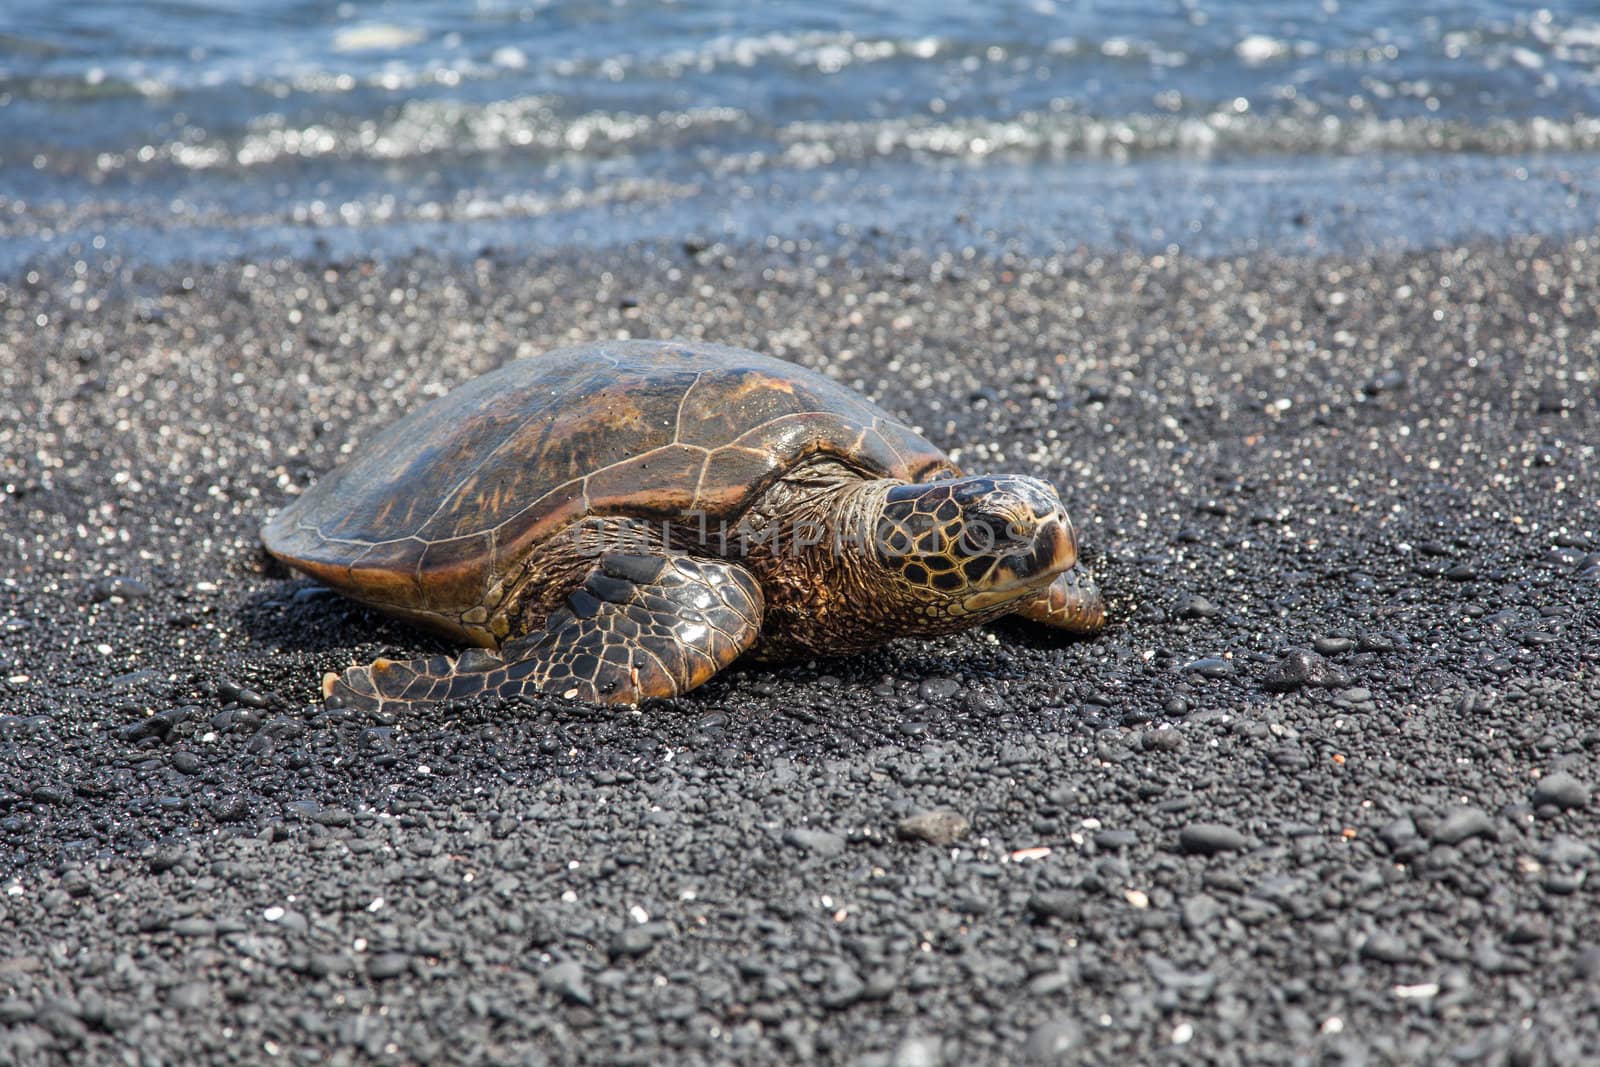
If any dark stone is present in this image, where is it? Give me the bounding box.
[896,809,971,846]
[783,828,846,856]
[917,677,961,703]
[541,961,592,1006]
[1360,932,1414,964]
[1026,1019,1083,1061]
[86,576,152,603]
[1260,649,1349,692]
[1181,657,1234,679]
[609,922,673,958]
[367,953,411,980]
[819,964,866,1009]
[1430,807,1495,845]
[216,680,272,708]
[1027,891,1083,922]
[1093,829,1138,850]
[1532,772,1590,811]
[1179,823,1250,855]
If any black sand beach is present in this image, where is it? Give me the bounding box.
[2,233,1597,1064]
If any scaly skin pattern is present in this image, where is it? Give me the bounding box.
[735,471,1099,659]
[1014,567,1107,633]
[324,553,763,710]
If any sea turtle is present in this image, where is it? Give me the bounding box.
[262,340,1105,712]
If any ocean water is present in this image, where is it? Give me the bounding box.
[3,0,1600,269]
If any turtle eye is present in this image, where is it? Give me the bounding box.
[958,514,1013,554]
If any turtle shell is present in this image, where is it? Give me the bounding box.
[262,340,951,637]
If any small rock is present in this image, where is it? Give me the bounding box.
[541,960,592,1005]
[1027,969,1074,996]
[1181,894,1222,930]
[891,1034,944,1067]
[1177,595,1219,619]
[1377,816,1420,853]
[962,690,1005,716]
[168,982,212,1010]
[210,794,250,823]
[147,847,186,874]
[314,807,353,827]
[1093,829,1138,850]
[30,785,69,806]
[1544,870,1586,895]
[1532,772,1590,811]
[117,706,190,744]
[1358,628,1409,652]
[86,576,152,603]
[37,1001,88,1043]
[1430,807,1495,845]
[1473,940,1527,976]
[1260,649,1349,692]
[1141,728,1184,753]
[367,953,411,980]
[694,711,728,732]
[1362,369,1407,395]
[1179,823,1249,855]
[896,809,971,847]
[1181,657,1234,679]
[1268,742,1310,771]
[108,669,160,691]
[1541,836,1594,868]
[216,680,271,708]
[1026,1018,1082,1061]
[783,828,846,856]
[917,677,961,703]
[609,922,673,959]
[820,964,866,1009]
[1360,932,1414,964]
[1026,891,1083,922]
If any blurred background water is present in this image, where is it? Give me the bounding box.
[3,0,1600,269]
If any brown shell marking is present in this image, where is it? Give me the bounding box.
[261,341,951,624]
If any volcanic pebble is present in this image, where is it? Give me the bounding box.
[1179,823,1250,855]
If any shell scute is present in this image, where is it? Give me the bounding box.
[694,445,784,512]
[585,443,708,517]
[417,532,497,612]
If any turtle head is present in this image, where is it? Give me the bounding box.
[872,475,1078,621]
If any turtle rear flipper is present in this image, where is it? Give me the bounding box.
[1012,565,1107,634]
[324,553,764,712]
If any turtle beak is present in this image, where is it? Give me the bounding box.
[961,510,1079,613]
[993,510,1076,587]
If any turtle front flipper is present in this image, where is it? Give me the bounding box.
[1012,565,1107,634]
[324,553,764,712]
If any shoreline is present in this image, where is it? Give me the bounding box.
[8,148,1600,278]
[1,229,1596,1063]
